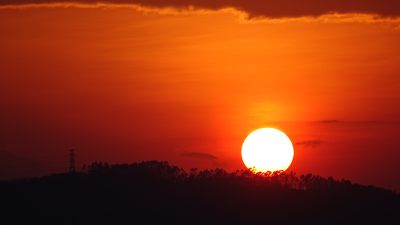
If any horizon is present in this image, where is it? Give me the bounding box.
[2,160,399,225]
[2,154,399,192]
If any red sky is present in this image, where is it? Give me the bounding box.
[1,1,400,190]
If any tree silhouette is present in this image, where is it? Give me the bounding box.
[0,160,399,225]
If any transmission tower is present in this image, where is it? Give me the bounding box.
[69,148,76,173]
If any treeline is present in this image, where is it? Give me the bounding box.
[85,161,393,192]
[1,161,399,225]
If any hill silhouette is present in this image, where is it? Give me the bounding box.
[1,160,399,225]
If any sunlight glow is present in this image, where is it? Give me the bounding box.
[241,128,294,173]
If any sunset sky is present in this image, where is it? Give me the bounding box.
[1,1,400,190]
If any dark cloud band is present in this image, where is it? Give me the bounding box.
[1,1,400,18]
[180,152,217,161]
[296,140,323,148]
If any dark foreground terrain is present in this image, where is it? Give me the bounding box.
[1,161,399,225]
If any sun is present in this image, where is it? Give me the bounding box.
[241,128,294,173]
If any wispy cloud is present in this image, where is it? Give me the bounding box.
[1,1,400,22]
[316,120,341,124]
[296,140,323,148]
[180,151,217,161]
[315,120,388,124]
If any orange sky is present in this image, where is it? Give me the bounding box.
[1,3,400,190]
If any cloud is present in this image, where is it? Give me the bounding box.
[316,120,341,124]
[1,0,400,19]
[315,120,386,124]
[180,151,217,161]
[180,151,228,168]
[296,140,323,148]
